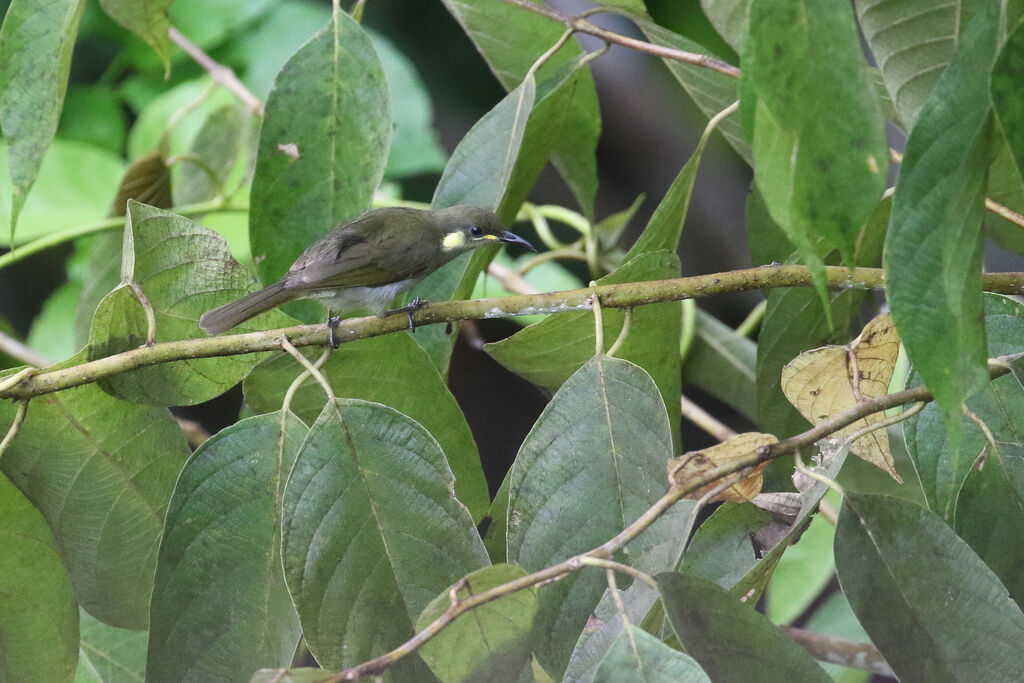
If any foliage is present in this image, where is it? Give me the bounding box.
[2,0,1024,681]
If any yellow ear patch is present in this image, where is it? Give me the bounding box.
[442,231,467,251]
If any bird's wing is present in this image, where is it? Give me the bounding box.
[285,225,431,291]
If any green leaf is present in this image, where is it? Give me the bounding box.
[835,492,1024,681]
[499,52,601,222]
[249,670,330,683]
[58,85,128,152]
[0,473,79,683]
[855,0,978,128]
[681,308,757,421]
[242,333,490,521]
[281,399,488,673]
[175,103,248,205]
[0,139,124,246]
[0,375,188,629]
[802,593,872,683]
[147,412,306,682]
[658,572,829,682]
[75,609,147,683]
[563,501,699,682]
[905,294,1024,544]
[440,0,600,216]
[884,6,998,453]
[594,195,644,249]
[507,356,673,675]
[412,76,537,373]
[432,76,535,214]
[991,16,1024,183]
[486,251,682,447]
[743,0,888,283]
[416,564,538,683]
[635,21,750,164]
[125,78,236,161]
[249,9,391,286]
[96,0,173,72]
[88,202,293,406]
[679,450,846,605]
[593,626,710,683]
[700,0,749,52]
[372,32,448,178]
[0,0,85,238]
[764,506,835,625]
[167,0,276,52]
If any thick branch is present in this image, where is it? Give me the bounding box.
[3,266,1023,400]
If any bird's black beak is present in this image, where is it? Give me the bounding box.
[498,230,537,252]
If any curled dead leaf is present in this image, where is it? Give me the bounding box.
[668,432,776,503]
[781,312,903,482]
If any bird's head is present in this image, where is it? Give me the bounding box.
[433,205,536,255]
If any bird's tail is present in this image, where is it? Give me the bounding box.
[199,281,292,335]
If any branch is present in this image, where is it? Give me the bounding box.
[499,0,740,77]
[168,27,265,116]
[781,626,894,677]
[3,266,1023,400]
[0,330,49,368]
[330,354,1019,680]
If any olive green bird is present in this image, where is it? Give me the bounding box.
[198,205,534,340]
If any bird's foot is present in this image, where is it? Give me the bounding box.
[327,316,342,348]
[382,297,428,332]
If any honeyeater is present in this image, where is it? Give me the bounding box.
[198,205,535,339]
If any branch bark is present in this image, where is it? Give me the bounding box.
[3,265,1023,400]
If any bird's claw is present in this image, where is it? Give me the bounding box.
[327,316,341,349]
[384,297,428,332]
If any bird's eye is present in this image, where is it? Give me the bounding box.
[470,225,483,237]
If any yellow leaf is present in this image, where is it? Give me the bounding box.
[668,432,776,502]
[781,313,902,482]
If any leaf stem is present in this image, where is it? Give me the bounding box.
[168,27,265,116]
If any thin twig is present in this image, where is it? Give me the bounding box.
[577,556,658,590]
[0,399,29,462]
[4,267,1024,401]
[276,336,335,403]
[781,626,894,676]
[487,262,539,295]
[680,394,738,442]
[168,27,265,116]
[606,308,632,357]
[498,0,740,78]
[0,331,49,368]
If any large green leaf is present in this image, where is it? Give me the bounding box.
[411,75,537,374]
[855,0,980,128]
[743,0,887,292]
[0,0,85,238]
[700,0,749,52]
[75,609,147,683]
[0,372,188,629]
[634,21,749,164]
[415,564,538,683]
[835,492,1024,681]
[88,202,293,406]
[440,0,600,217]
[507,356,673,675]
[0,473,79,683]
[593,626,709,683]
[884,6,998,452]
[0,139,123,245]
[486,251,682,447]
[281,399,488,675]
[249,9,391,286]
[96,0,173,72]
[657,572,829,682]
[242,333,489,521]
[147,412,306,682]
[905,294,1024,539]
[991,15,1024,183]
[175,103,248,206]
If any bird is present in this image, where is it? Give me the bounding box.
[198,205,535,344]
